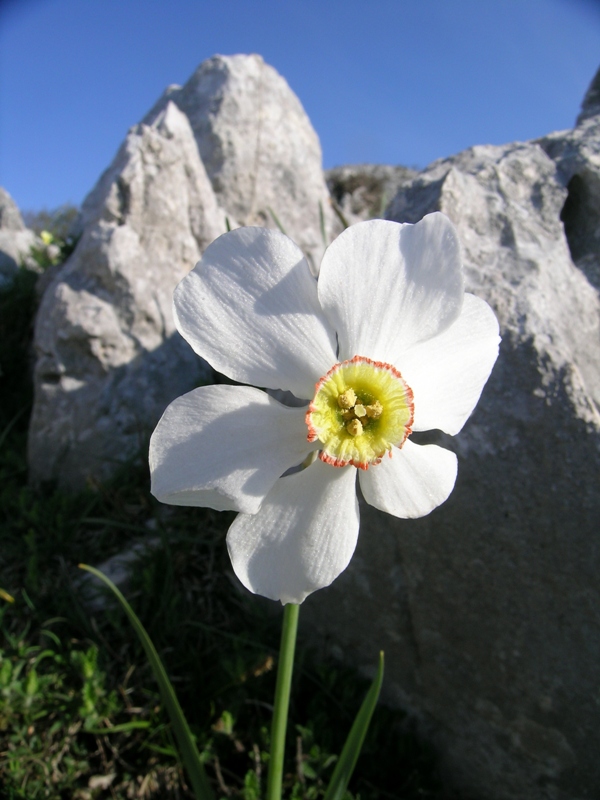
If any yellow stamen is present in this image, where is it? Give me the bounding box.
[346,418,363,436]
[337,388,357,409]
[366,401,383,418]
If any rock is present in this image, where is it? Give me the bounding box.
[325,163,417,226]
[303,106,600,798]
[144,54,334,272]
[0,187,26,231]
[0,187,37,285]
[538,110,600,296]
[29,102,226,488]
[29,53,337,487]
[576,65,600,125]
[78,536,159,611]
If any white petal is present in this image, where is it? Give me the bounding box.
[174,227,337,400]
[399,294,500,435]
[359,439,457,519]
[318,213,465,363]
[150,385,316,513]
[227,460,358,604]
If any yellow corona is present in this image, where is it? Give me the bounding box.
[306,355,414,470]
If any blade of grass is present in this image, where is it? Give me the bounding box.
[267,206,287,236]
[319,200,327,247]
[378,191,389,219]
[78,563,214,800]
[83,721,152,734]
[330,198,350,231]
[80,517,152,534]
[323,651,384,800]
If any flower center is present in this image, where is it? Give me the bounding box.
[306,356,414,470]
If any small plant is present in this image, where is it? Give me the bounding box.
[0,218,453,799]
[28,229,78,271]
[23,204,79,240]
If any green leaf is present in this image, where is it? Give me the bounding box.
[25,667,39,697]
[323,651,384,800]
[78,563,215,800]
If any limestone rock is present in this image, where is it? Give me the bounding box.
[576,65,600,125]
[29,102,226,487]
[144,54,334,271]
[538,110,600,296]
[304,122,600,798]
[29,53,339,487]
[325,163,417,226]
[0,187,36,285]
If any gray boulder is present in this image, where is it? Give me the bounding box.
[29,53,337,487]
[325,163,417,226]
[0,187,37,285]
[538,111,600,297]
[303,88,600,799]
[576,65,600,125]
[29,102,225,487]
[144,54,334,271]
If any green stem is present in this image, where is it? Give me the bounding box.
[266,602,300,800]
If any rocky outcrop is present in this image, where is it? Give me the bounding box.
[144,54,334,272]
[538,111,600,297]
[325,163,417,226]
[0,187,36,285]
[303,83,600,800]
[29,102,225,487]
[29,53,335,487]
[576,65,600,125]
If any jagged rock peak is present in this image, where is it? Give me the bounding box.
[0,187,37,284]
[144,53,334,270]
[28,101,225,488]
[576,64,600,125]
[0,187,27,231]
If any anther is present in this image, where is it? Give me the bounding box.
[366,401,383,419]
[346,418,363,436]
[337,388,357,409]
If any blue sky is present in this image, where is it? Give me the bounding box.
[1,0,599,213]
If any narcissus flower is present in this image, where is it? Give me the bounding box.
[150,213,500,604]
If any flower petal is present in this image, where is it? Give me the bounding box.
[398,293,500,435]
[318,213,465,363]
[174,227,337,400]
[227,460,358,604]
[150,385,316,513]
[359,439,457,519]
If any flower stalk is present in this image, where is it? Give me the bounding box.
[266,602,300,800]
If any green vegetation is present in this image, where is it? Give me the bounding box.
[23,205,79,241]
[0,236,446,799]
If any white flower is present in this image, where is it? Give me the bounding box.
[150,213,500,604]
